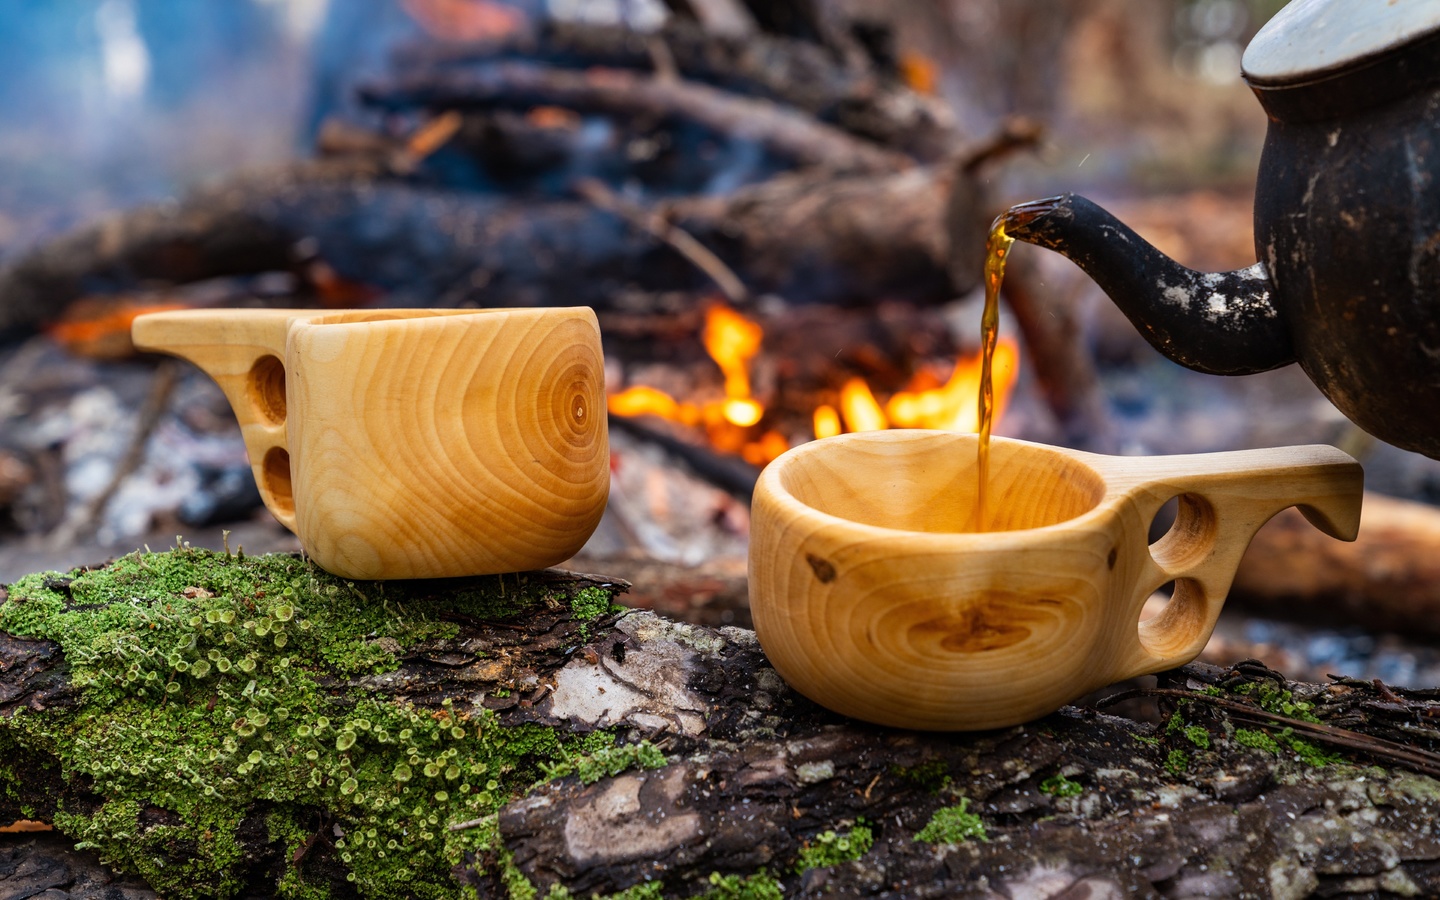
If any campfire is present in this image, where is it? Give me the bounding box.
[607,301,1020,465]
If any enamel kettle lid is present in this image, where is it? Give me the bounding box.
[1243,0,1440,86]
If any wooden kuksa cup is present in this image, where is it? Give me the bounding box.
[133,308,609,580]
[749,430,1363,731]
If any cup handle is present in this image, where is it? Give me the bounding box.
[1090,444,1363,678]
[132,309,306,532]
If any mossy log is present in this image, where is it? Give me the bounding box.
[6,551,1440,898]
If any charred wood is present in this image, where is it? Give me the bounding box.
[668,166,956,303]
[657,0,756,37]
[0,162,965,335]
[389,21,955,159]
[608,413,760,502]
[357,62,913,175]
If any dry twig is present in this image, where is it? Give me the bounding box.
[573,177,751,306]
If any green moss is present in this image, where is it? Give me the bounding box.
[1232,682,1322,723]
[1183,725,1210,749]
[1166,749,1190,775]
[519,869,783,900]
[570,586,621,622]
[586,881,667,900]
[539,737,667,785]
[499,848,538,900]
[914,800,987,845]
[696,872,784,900]
[1039,774,1083,797]
[0,548,630,899]
[1233,727,1343,766]
[794,823,873,872]
[1234,727,1281,754]
[1164,706,1188,736]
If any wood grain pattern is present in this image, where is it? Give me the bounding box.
[748,430,1362,731]
[132,308,608,579]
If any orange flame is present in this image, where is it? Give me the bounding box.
[608,302,1023,467]
[886,338,1020,432]
[839,378,888,433]
[813,405,842,440]
[607,303,792,463]
[703,304,764,407]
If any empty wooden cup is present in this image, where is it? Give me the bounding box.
[133,307,609,580]
[749,430,1363,731]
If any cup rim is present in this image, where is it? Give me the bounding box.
[292,306,596,329]
[756,429,1118,544]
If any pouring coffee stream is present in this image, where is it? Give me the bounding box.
[975,217,1012,531]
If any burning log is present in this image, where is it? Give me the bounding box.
[1230,491,1440,640]
[7,552,1440,896]
[357,62,914,174]
[608,413,761,501]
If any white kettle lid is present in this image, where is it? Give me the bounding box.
[1243,0,1440,85]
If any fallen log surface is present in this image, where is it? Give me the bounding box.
[1231,491,1440,639]
[6,551,1440,897]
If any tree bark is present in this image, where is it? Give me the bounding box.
[5,553,1440,898]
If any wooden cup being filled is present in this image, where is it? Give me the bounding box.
[748,430,1363,731]
[133,307,609,580]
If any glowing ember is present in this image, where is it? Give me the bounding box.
[607,301,1023,466]
[49,299,191,360]
[607,385,696,425]
[722,397,764,428]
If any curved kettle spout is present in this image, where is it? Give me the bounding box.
[1004,194,1295,376]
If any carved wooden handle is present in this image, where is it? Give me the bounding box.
[1087,444,1363,679]
[133,309,299,528]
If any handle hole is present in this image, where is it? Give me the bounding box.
[261,447,295,518]
[1139,580,1176,623]
[247,355,287,426]
[1147,496,1179,544]
[1149,493,1218,572]
[1138,577,1208,659]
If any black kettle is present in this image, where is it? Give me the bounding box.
[1004,0,1440,458]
